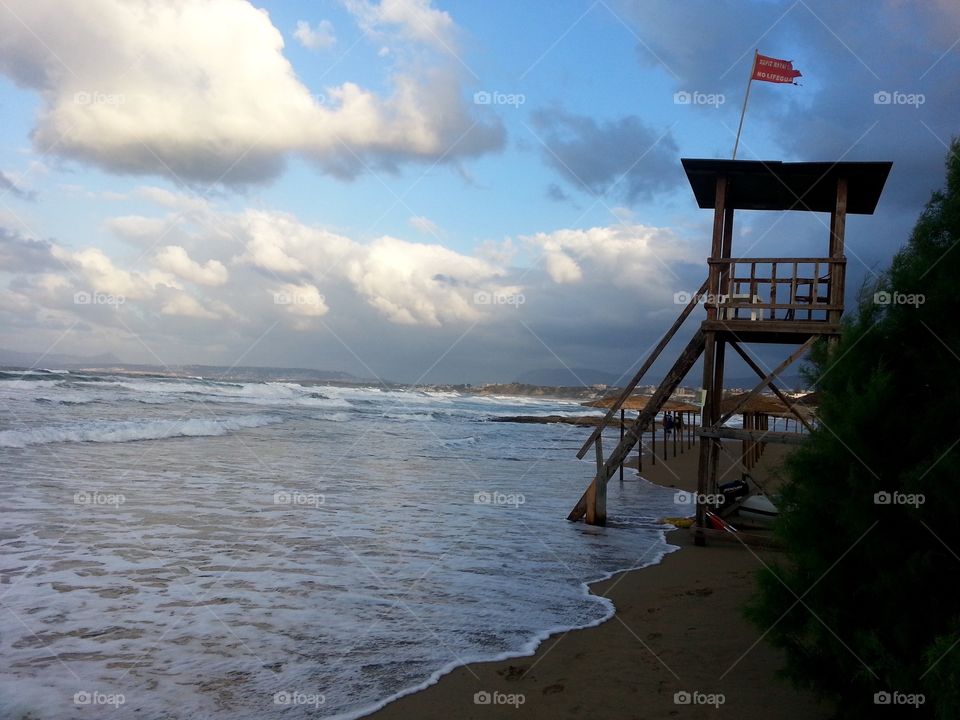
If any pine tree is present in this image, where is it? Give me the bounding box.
[747,139,960,719]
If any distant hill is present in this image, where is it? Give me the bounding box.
[471,383,605,400]
[0,347,121,368]
[0,348,366,384]
[515,368,621,387]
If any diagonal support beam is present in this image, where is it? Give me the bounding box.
[716,336,816,428]
[568,329,706,523]
[577,278,708,459]
[727,340,815,433]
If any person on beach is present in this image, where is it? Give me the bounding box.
[663,413,674,437]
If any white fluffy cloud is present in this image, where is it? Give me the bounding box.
[229,209,515,327]
[0,0,502,184]
[524,224,698,288]
[154,246,228,287]
[344,0,455,49]
[293,19,336,50]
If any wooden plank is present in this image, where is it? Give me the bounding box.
[568,329,706,522]
[709,256,833,264]
[576,277,709,459]
[715,336,817,427]
[698,427,807,445]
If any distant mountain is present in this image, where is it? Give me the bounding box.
[163,365,363,383]
[0,347,121,368]
[0,348,367,383]
[514,367,621,387]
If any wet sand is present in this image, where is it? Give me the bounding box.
[366,441,828,719]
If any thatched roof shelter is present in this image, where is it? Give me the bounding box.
[582,395,700,413]
[719,392,816,420]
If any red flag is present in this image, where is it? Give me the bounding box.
[751,53,802,84]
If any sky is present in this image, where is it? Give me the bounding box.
[0,0,957,384]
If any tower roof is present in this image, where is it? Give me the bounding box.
[681,158,892,214]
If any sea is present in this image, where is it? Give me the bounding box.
[0,369,684,719]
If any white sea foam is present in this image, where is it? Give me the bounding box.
[0,414,283,448]
[0,373,681,719]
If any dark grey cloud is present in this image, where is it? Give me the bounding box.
[609,0,960,319]
[546,182,570,202]
[530,108,682,205]
[0,228,59,272]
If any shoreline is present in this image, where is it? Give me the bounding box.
[364,443,829,720]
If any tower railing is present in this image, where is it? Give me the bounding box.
[706,257,845,324]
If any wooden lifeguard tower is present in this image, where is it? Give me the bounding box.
[567,158,892,542]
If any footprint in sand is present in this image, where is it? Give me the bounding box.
[543,683,564,695]
[497,665,528,681]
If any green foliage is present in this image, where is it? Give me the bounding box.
[747,140,960,718]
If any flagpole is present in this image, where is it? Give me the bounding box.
[732,49,758,159]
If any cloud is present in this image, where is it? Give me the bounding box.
[271,282,329,318]
[530,109,681,205]
[0,0,503,184]
[524,223,698,287]
[344,0,456,50]
[0,229,60,272]
[0,171,35,201]
[612,0,960,216]
[230,209,514,327]
[409,215,442,236]
[294,19,336,50]
[154,245,228,287]
[159,292,219,320]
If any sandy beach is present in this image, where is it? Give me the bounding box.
[368,440,829,720]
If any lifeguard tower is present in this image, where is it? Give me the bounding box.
[567,158,892,541]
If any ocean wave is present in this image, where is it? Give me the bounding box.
[0,414,283,448]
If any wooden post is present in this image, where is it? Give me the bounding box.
[672,412,678,457]
[587,434,606,525]
[619,409,625,483]
[695,174,727,545]
[829,176,848,326]
[662,415,668,462]
[638,412,643,472]
[651,420,656,466]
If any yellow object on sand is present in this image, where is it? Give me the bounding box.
[659,517,694,528]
